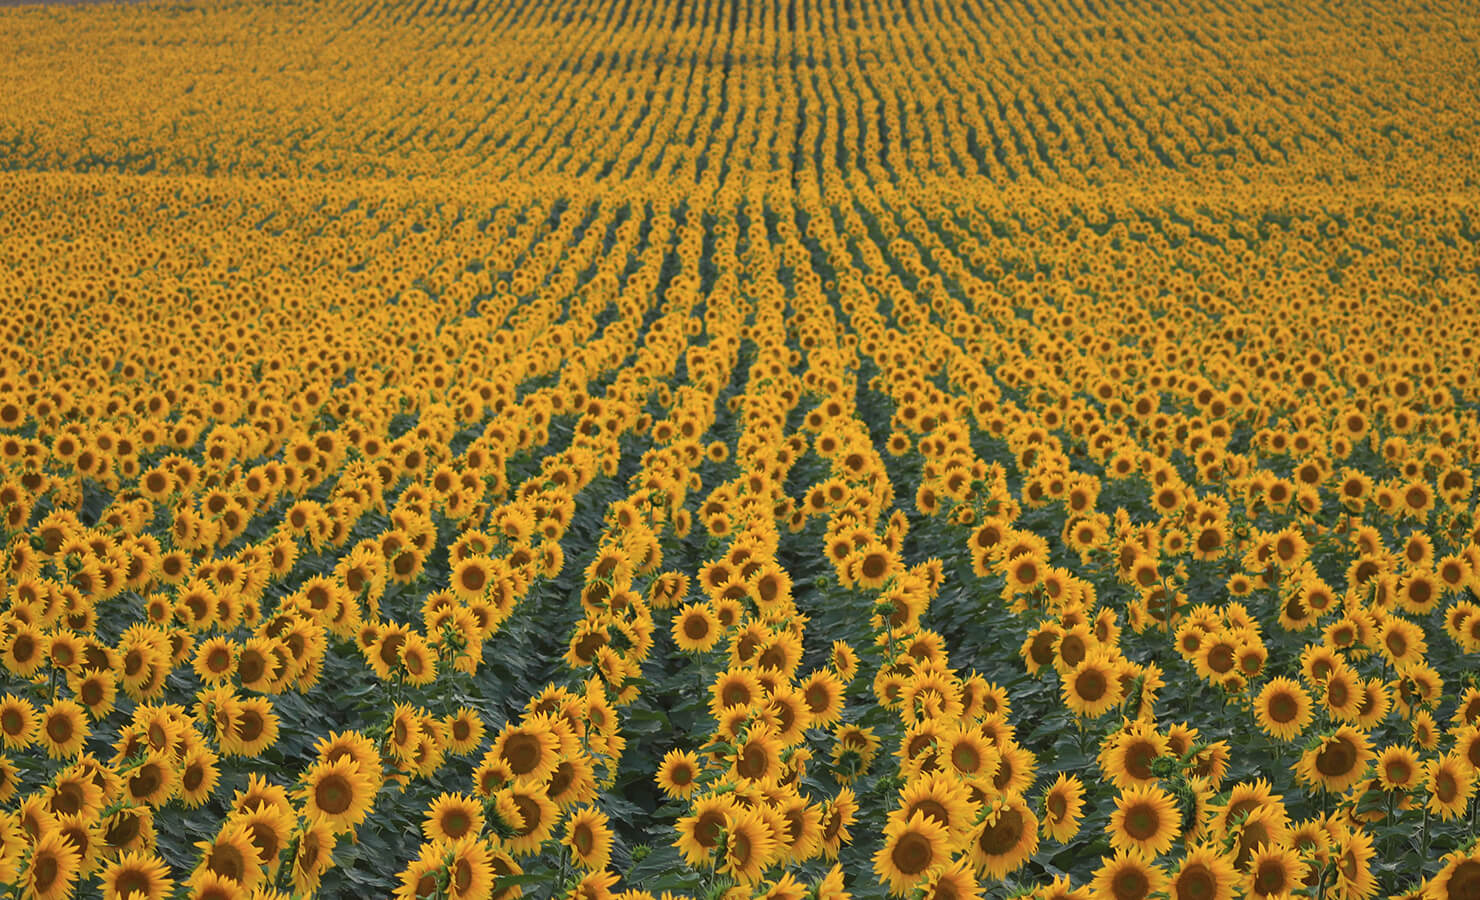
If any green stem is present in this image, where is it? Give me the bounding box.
[698,649,709,711]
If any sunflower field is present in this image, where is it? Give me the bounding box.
[2,0,1479,897]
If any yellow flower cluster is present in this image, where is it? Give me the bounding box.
[2,0,1480,898]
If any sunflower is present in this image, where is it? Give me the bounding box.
[191,637,236,686]
[1376,616,1427,668]
[1188,741,1231,789]
[899,671,965,725]
[38,699,89,759]
[1254,678,1313,741]
[493,717,563,783]
[1041,773,1086,842]
[1422,849,1480,900]
[552,805,612,871]
[314,730,382,781]
[0,694,38,750]
[124,749,178,807]
[1375,744,1422,791]
[217,696,277,758]
[963,678,1009,722]
[0,809,22,876]
[1319,665,1364,722]
[894,773,979,843]
[2,622,46,678]
[47,766,103,819]
[1171,845,1238,900]
[717,806,778,885]
[829,640,859,682]
[70,669,118,721]
[1021,623,1063,675]
[731,726,784,784]
[24,830,81,900]
[1098,721,1169,789]
[874,667,911,710]
[1041,873,1091,900]
[1288,817,1331,868]
[1397,480,1434,520]
[406,720,449,778]
[849,543,898,590]
[45,630,84,673]
[291,816,338,895]
[756,632,803,678]
[1452,725,1480,774]
[446,836,500,900]
[729,622,769,668]
[502,779,558,856]
[1323,616,1361,654]
[710,668,763,719]
[298,755,377,834]
[920,858,981,900]
[1399,669,1445,723]
[1245,845,1306,899]
[230,775,291,823]
[366,624,411,681]
[55,812,102,878]
[1231,804,1294,871]
[443,707,486,756]
[99,848,171,900]
[1234,641,1267,680]
[234,803,294,877]
[763,688,811,745]
[1193,632,1241,682]
[399,633,437,686]
[672,603,721,653]
[772,790,823,862]
[1425,755,1474,820]
[991,742,1038,798]
[1299,644,1342,685]
[655,749,703,800]
[1353,679,1391,730]
[674,794,738,867]
[0,756,20,805]
[397,836,494,900]
[194,822,262,890]
[751,564,792,611]
[797,669,846,727]
[546,753,598,809]
[943,726,999,782]
[101,806,156,856]
[1062,650,1125,718]
[1296,726,1373,794]
[1054,625,1096,673]
[1321,825,1374,900]
[972,793,1040,879]
[874,810,949,896]
[1091,849,1168,900]
[567,867,620,900]
[1109,784,1180,857]
[423,792,485,842]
